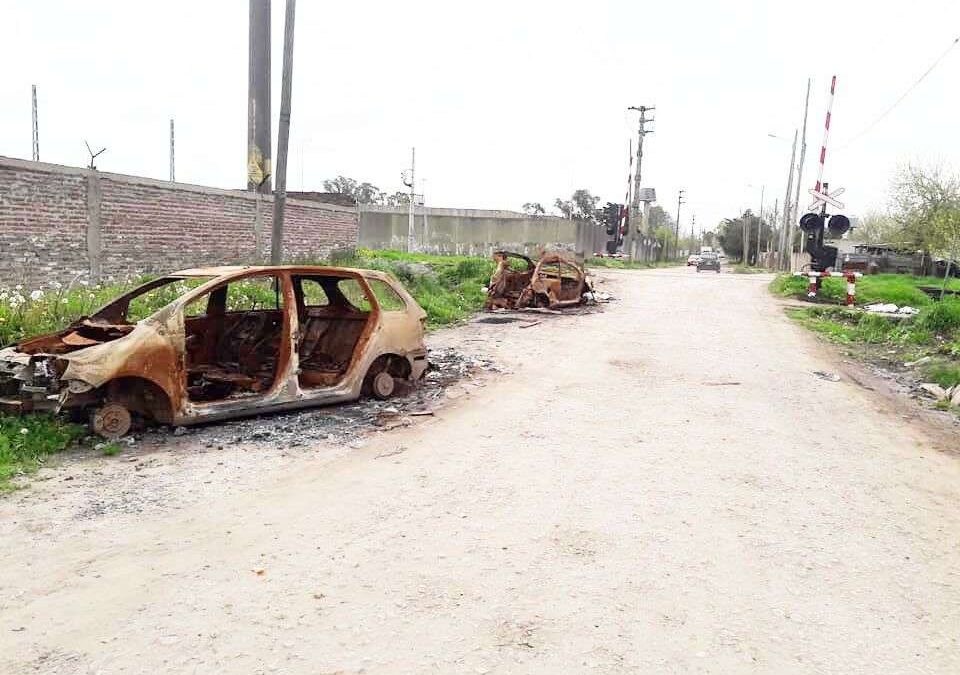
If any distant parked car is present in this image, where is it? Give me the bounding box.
[697,253,721,273]
[687,254,701,266]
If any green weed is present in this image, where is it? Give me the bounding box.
[0,414,85,492]
[922,362,960,389]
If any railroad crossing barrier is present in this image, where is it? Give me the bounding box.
[794,270,863,306]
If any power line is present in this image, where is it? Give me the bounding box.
[837,34,959,151]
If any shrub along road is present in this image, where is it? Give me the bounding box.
[1,267,958,674]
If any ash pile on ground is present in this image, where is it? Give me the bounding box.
[144,347,500,451]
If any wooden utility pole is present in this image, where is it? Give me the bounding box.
[270,0,296,264]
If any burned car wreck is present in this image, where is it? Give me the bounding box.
[0,266,428,438]
[484,251,591,310]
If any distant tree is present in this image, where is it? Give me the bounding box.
[323,175,358,195]
[522,202,546,216]
[701,230,716,247]
[384,191,411,207]
[653,226,676,261]
[321,176,386,205]
[554,198,575,219]
[717,209,775,264]
[571,189,600,221]
[355,182,384,205]
[647,205,673,231]
[891,164,960,254]
[853,210,901,244]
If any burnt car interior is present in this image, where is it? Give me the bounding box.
[293,275,373,389]
[183,275,287,402]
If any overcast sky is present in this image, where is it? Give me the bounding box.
[2,1,959,232]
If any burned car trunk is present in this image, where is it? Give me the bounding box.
[0,266,429,439]
[484,251,591,310]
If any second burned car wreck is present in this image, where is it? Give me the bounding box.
[484,251,592,311]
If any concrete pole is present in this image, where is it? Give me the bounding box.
[408,147,416,252]
[674,189,684,260]
[779,130,798,269]
[31,85,39,161]
[248,0,271,193]
[790,79,812,265]
[169,118,175,182]
[270,0,296,265]
[627,106,654,259]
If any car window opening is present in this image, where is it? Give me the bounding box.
[184,275,286,403]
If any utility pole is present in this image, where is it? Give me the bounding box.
[742,205,749,266]
[270,0,296,265]
[756,185,764,265]
[779,130,798,269]
[31,85,39,161]
[673,189,685,259]
[169,118,175,182]
[627,105,655,259]
[690,214,696,255]
[790,78,812,264]
[247,0,271,193]
[402,147,416,252]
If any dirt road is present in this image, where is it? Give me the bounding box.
[2,267,958,674]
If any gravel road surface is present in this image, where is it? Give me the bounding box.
[2,267,958,674]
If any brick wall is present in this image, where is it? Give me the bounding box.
[0,156,359,288]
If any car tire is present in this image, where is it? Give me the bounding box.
[696,268,700,273]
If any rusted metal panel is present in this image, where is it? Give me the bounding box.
[484,251,591,310]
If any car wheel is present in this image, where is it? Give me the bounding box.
[371,371,396,400]
[696,268,701,273]
[91,402,132,440]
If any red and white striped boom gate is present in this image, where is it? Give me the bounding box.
[794,270,862,305]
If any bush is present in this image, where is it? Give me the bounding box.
[916,298,960,335]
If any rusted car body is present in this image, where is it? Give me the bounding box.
[0,266,428,438]
[485,251,590,310]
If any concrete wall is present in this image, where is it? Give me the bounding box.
[359,205,584,257]
[0,156,358,287]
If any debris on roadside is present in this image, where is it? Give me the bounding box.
[918,382,949,400]
[484,251,592,311]
[813,371,841,382]
[155,347,499,451]
[864,303,919,316]
[903,356,932,368]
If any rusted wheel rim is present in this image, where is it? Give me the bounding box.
[372,371,396,400]
[92,403,132,440]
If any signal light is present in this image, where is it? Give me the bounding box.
[827,214,850,237]
[799,212,823,232]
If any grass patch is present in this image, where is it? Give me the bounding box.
[771,272,960,308]
[922,362,960,389]
[100,442,122,456]
[320,249,494,328]
[0,414,85,492]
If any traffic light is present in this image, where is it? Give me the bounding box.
[603,202,621,236]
